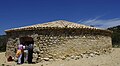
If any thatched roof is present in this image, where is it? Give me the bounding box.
[5,20,110,33]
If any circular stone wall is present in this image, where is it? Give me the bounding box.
[5,28,112,62]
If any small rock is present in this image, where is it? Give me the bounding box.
[80,54,84,58]
[48,45,51,47]
[89,53,94,57]
[41,58,44,60]
[50,37,53,39]
[50,43,53,44]
[44,58,49,61]
[65,57,70,61]
[48,56,53,59]
[49,59,54,61]
[60,56,66,60]
[53,54,57,56]
[40,51,44,54]
[53,41,56,44]
[75,56,80,60]
[33,47,40,53]
[71,56,75,59]
[93,52,100,55]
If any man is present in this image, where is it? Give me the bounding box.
[28,43,33,63]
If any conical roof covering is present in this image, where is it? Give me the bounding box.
[5,20,101,32]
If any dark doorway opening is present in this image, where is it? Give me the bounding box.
[20,37,34,44]
[20,37,34,63]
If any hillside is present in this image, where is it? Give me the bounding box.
[107,25,120,47]
[0,35,7,52]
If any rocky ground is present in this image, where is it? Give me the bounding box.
[0,48,120,66]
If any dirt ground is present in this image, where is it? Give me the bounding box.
[0,48,120,66]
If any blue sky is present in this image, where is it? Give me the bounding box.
[0,0,120,35]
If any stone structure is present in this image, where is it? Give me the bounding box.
[5,20,112,62]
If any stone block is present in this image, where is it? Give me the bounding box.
[43,58,49,61]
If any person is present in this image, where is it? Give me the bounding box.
[24,44,28,63]
[16,44,23,64]
[28,43,33,63]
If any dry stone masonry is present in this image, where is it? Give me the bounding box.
[5,20,112,63]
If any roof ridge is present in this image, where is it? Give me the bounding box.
[5,20,99,32]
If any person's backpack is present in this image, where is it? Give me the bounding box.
[16,50,22,58]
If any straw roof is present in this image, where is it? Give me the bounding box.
[5,20,105,32]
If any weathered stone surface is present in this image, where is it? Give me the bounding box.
[43,58,49,61]
[33,53,38,63]
[75,56,80,60]
[5,28,112,62]
[89,53,94,57]
[33,47,40,53]
[48,56,53,59]
[70,55,75,59]
[60,56,66,60]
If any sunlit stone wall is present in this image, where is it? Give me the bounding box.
[5,28,112,62]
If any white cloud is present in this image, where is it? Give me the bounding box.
[78,18,120,29]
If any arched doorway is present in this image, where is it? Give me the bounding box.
[19,37,34,63]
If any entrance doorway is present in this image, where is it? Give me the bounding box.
[19,37,34,63]
[20,37,34,44]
